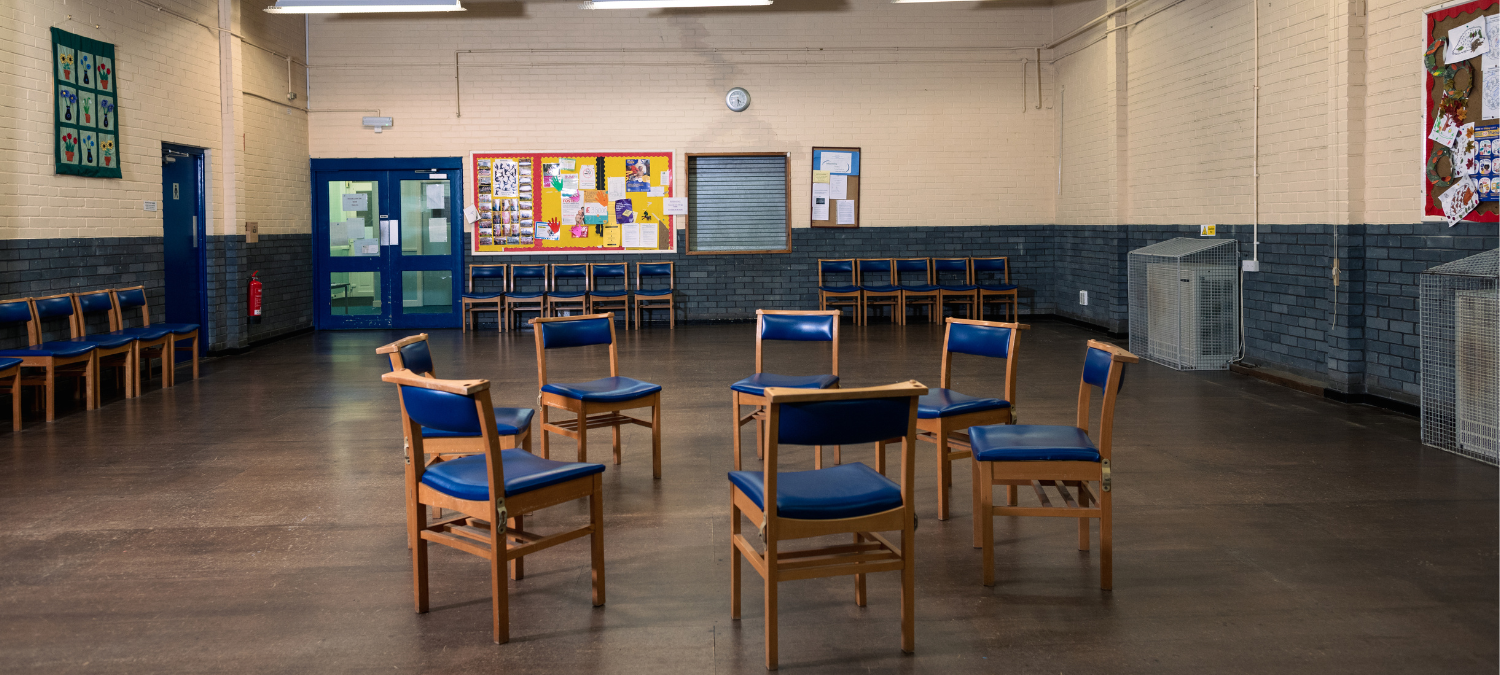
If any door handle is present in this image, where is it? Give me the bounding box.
[192,216,198,247]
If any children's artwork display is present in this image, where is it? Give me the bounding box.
[1424,0,1499,222]
[52,28,120,178]
[470,152,675,254]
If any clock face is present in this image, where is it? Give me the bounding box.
[726,87,750,112]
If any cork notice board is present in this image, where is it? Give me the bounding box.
[811,147,860,227]
[1425,0,1499,221]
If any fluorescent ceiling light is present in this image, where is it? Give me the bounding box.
[585,0,770,8]
[892,0,970,3]
[264,0,465,13]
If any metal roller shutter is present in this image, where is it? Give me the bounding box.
[688,155,788,253]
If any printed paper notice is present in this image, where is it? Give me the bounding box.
[354,238,379,256]
[663,197,688,215]
[560,158,576,171]
[830,174,848,200]
[648,186,665,197]
[812,182,830,220]
[426,183,446,209]
[463,205,479,225]
[342,192,368,212]
[819,152,853,174]
[608,176,626,202]
[812,170,831,184]
[835,200,855,225]
[1486,16,1500,70]
[429,217,448,243]
[604,223,621,248]
[660,170,671,186]
[330,221,347,246]
[1485,68,1500,121]
[622,221,640,248]
[562,173,580,195]
[580,164,596,188]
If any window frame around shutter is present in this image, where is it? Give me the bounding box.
[685,152,792,255]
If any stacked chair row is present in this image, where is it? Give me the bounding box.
[461,262,676,332]
[0,286,199,429]
[818,256,1018,326]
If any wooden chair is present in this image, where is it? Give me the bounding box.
[85,289,171,394]
[730,310,841,471]
[934,258,977,320]
[969,339,1138,590]
[378,333,533,457]
[729,381,925,670]
[112,286,199,385]
[587,263,630,329]
[631,262,675,328]
[857,258,901,326]
[879,318,1023,521]
[894,258,939,325]
[462,264,507,332]
[0,298,97,422]
[44,292,138,407]
[381,368,606,644]
[545,264,590,318]
[973,256,1019,322]
[533,313,663,478]
[504,264,548,331]
[0,357,20,432]
[816,259,861,320]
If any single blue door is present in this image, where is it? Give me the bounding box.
[161,144,205,326]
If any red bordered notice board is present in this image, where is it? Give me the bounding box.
[1426,0,1499,221]
[469,152,676,255]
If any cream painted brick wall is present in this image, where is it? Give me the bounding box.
[305,2,1057,227]
[0,0,307,240]
[1365,0,1438,224]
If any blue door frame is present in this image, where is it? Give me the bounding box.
[311,157,464,330]
[161,143,207,331]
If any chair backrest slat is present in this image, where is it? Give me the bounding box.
[933,258,971,285]
[540,316,613,349]
[894,258,931,286]
[755,310,840,377]
[510,264,547,294]
[469,264,507,293]
[400,385,483,433]
[776,397,913,446]
[591,263,627,292]
[818,259,855,287]
[400,340,435,376]
[1074,340,1138,459]
[939,318,1024,398]
[972,256,1010,284]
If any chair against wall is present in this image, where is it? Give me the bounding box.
[587,263,630,329]
[533,314,663,478]
[68,291,141,403]
[0,358,21,432]
[933,258,977,320]
[894,258,939,325]
[462,264,507,332]
[86,289,172,393]
[381,368,606,644]
[546,264,590,318]
[632,262,675,329]
[33,293,134,409]
[112,286,199,385]
[504,264,548,331]
[969,339,1138,590]
[972,256,1019,322]
[730,310,841,471]
[817,259,861,320]
[0,299,97,422]
[857,259,901,326]
[728,381,925,670]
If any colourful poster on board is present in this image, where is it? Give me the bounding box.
[52,28,120,178]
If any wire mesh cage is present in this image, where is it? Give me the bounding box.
[1128,238,1240,371]
[1420,249,1499,466]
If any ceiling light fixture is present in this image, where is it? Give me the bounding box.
[584,0,770,9]
[264,0,465,13]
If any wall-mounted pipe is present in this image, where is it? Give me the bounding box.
[1044,0,1147,50]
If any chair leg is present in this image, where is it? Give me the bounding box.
[509,514,525,580]
[875,439,888,475]
[521,427,532,452]
[651,396,662,479]
[980,462,995,586]
[539,406,551,459]
[936,430,951,521]
[900,516,915,654]
[731,395,743,471]
[411,498,430,614]
[730,489,742,619]
[490,516,509,644]
[813,445,823,470]
[755,408,764,461]
[44,365,55,422]
[668,300,675,329]
[764,540,779,671]
[854,532,867,607]
[1076,482,1091,551]
[190,337,199,380]
[85,356,96,411]
[611,421,622,466]
[1101,482,1112,591]
[577,411,589,463]
[833,444,841,465]
[972,456,982,548]
[591,473,606,606]
[1006,484,1018,506]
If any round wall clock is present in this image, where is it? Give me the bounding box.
[725,87,751,112]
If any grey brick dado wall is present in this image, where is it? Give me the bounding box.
[0,237,166,346]
[207,234,314,351]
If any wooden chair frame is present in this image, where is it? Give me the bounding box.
[974,339,1138,590]
[463,264,507,332]
[0,298,97,422]
[378,333,532,457]
[731,310,842,473]
[816,259,861,320]
[894,258,939,325]
[113,285,198,384]
[545,264,591,318]
[857,258,901,326]
[934,258,977,320]
[973,256,1018,323]
[533,313,662,478]
[383,369,605,644]
[730,382,924,670]
[98,290,170,392]
[504,264,549,331]
[631,262,675,329]
[1,358,21,432]
[586,263,631,330]
[59,292,137,406]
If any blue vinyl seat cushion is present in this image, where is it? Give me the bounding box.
[937,284,978,292]
[729,463,903,520]
[506,292,545,299]
[861,285,900,293]
[917,388,1010,419]
[899,284,939,292]
[542,376,661,403]
[730,373,839,396]
[634,288,673,296]
[156,323,200,335]
[819,285,860,294]
[420,450,605,501]
[549,291,588,299]
[67,334,136,350]
[978,284,1019,292]
[0,357,22,371]
[114,326,174,341]
[590,290,629,298]
[0,342,97,358]
[462,292,505,300]
[419,407,535,438]
[970,424,1102,463]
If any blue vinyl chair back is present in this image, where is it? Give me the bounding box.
[0,300,33,327]
[933,258,970,285]
[77,292,114,316]
[760,313,836,342]
[592,263,627,292]
[540,317,613,349]
[857,259,895,286]
[510,265,547,294]
[973,257,1009,285]
[552,264,589,293]
[894,259,931,286]
[947,322,1012,360]
[399,340,435,376]
[638,262,673,289]
[470,264,507,293]
[116,288,148,310]
[819,259,855,286]
[776,396,912,446]
[400,385,483,435]
[1082,346,1114,389]
[33,296,75,321]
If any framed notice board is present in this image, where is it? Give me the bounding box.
[469,152,676,255]
[1424,0,1498,222]
[811,147,860,227]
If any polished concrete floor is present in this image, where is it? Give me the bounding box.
[0,320,1495,673]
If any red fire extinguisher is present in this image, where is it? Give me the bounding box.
[248,271,263,324]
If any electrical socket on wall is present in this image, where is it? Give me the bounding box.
[1079,290,1089,305]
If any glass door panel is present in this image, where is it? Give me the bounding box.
[391,172,461,328]
[318,172,390,329]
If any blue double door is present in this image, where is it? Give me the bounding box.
[313,159,464,329]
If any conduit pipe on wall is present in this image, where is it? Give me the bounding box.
[1252,0,1260,263]
[1044,0,1147,50]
